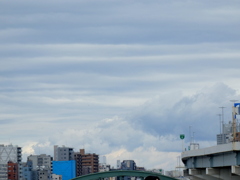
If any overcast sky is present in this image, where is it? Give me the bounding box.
[1,0,240,171]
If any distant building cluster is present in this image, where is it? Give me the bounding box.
[217,121,240,144]
[0,144,100,180]
[0,144,164,180]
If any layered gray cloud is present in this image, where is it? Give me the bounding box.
[128,83,238,141]
[1,0,240,44]
[1,0,240,171]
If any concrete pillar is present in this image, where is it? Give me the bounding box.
[206,168,220,175]
[206,168,222,180]
[189,169,202,176]
[232,166,240,175]
[189,169,205,180]
[189,168,221,180]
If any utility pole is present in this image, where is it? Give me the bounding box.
[219,107,226,132]
[217,114,222,134]
[189,126,192,144]
[230,100,238,142]
[192,132,195,143]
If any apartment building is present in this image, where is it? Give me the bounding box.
[7,161,18,180]
[27,154,52,170]
[22,154,52,180]
[74,149,99,176]
[54,145,74,161]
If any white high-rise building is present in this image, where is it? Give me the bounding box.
[0,144,22,180]
[54,145,74,161]
[117,160,121,169]
[27,154,52,170]
[102,156,106,164]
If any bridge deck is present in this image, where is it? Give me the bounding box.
[71,170,178,180]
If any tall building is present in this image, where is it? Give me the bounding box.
[52,160,76,180]
[74,149,99,176]
[23,154,52,180]
[118,160,136,180]
[7,161,18,180]
[27,154,52,170]
[54,145,74,161]
[102,156,106,164]
[0,144,22,180]
[116,160,144,172]
[116,160,121,169]
[22,160,33,180]
[120,160,136,170]
[74,153,82,177]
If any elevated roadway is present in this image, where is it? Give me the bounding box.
[182,142,240,179]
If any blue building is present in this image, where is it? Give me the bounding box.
[22,160,33,180]
[52,160,76,180]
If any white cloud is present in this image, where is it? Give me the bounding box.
[19,116,185,170]
[106,147,182,171]
[16,83,238,170]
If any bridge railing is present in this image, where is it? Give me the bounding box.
[71,170,179,180]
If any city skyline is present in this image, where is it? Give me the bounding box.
[1,0,240,171]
